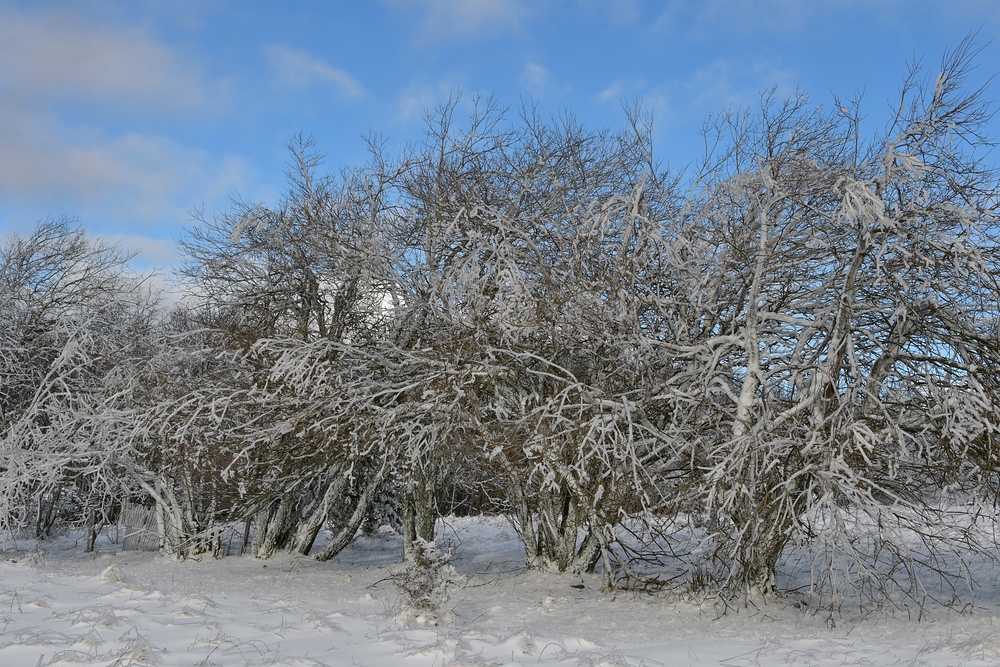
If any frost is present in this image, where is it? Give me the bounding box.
[2,43,999,610]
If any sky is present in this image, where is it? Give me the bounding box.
[1,0,998,280]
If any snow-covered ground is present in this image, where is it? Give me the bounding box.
[3,516,1000,666]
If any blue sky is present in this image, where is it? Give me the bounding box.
[1,0,998,277]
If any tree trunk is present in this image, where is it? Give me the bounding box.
[290,475,348,555]
[314,466,387,561]
[252,495,295,559]
[402,475,438,562]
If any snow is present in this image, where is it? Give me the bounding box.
[3,516,1000,666]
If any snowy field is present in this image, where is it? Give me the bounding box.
[3,516,1000,666]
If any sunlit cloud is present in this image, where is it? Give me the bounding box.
[264,44,365,99]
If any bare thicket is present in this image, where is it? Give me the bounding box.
[2,41,998,610]
[0,219,157,544]
[674,40,1000,604]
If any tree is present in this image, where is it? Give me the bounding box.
[21,38,988,614]
[178,136,399,559]
[363,96,688,573]
[672,38,1000,604]
[0,219,157,539]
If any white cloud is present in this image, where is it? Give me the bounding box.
[263,45,365,99]
[575,0,641,25]
[0,103,257,239]
[598,79,632,103]
[0,6,206,111]
[521,62,551,98]
[652,0,812,37]
[682,59,795,112]
[105,233,182,270]
[392,80,468,124]
[0,5,255,241]
[0,107,176,211]
[388,0,530,42]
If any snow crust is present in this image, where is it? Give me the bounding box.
[2,516,999,666]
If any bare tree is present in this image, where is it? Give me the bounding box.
[45,38,993,616]
[177,136,399,558]
[0,219,157,539]
[670,38,1000,605]
[359,96,689,573]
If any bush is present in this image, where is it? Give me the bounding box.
[391,538,464,623]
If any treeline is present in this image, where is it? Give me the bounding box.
[3,42,999,607]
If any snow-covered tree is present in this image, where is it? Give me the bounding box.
[358,98,689,573]
[671,39,1000,603]
[20,38,988,614]
[177,136,399,558]
[0,219,158,539]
